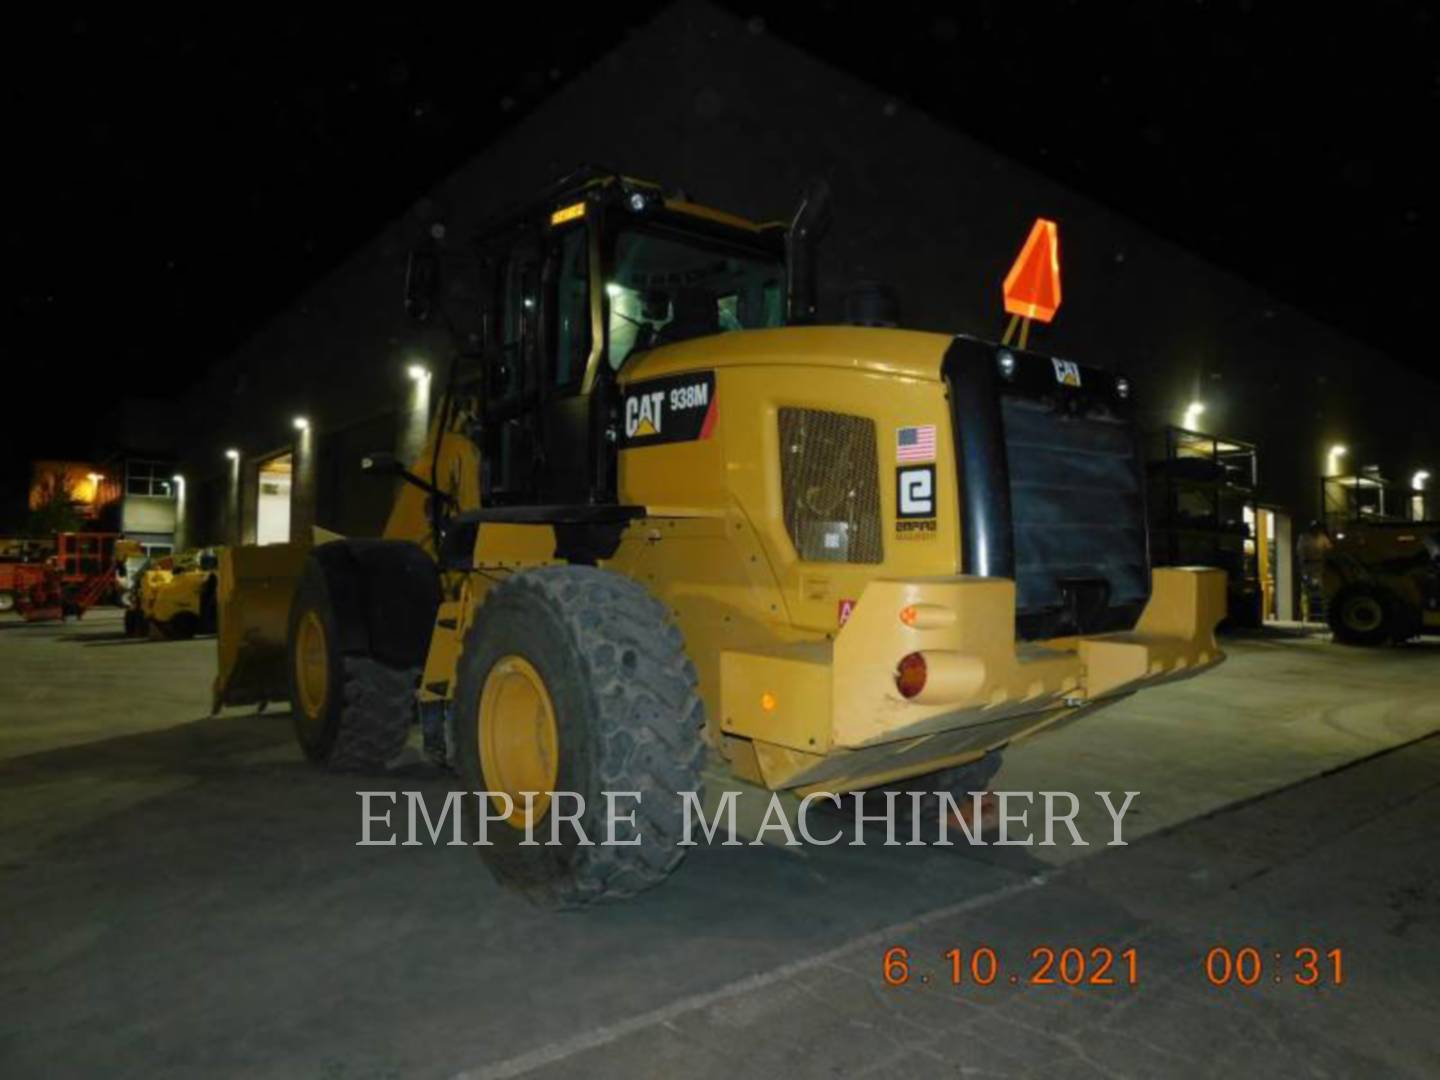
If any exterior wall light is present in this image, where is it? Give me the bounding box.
[1182,401,1205,429]
[407,363,430,381]
[1415,470,1431,491]
[293,417,310,431]
[225,449,240,460]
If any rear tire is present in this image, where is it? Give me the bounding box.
[1328,584,1392,646]
[873,751,1005,837]
[454,566,705,907]
[168,611,199,640]
[0,591,14,614]
[288,559,415,772]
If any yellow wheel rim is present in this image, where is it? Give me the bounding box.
[478,655,559,829]
[1344,596,1383,633]
[295,610,330,720]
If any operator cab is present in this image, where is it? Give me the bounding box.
[460,172,789,507]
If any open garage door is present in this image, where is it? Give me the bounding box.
[255,452,292,545]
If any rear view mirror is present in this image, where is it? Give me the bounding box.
[786,177,832,325]
[404,247,440,322]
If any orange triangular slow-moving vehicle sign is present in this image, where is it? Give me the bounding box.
[1002,218,1061,323]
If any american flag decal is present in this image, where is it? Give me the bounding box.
[896,424,937,463]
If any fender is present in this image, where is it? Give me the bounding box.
[308,540,441,669]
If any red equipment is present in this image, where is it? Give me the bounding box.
[0,532,121,622]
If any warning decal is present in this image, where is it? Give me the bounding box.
[619,371,717,449]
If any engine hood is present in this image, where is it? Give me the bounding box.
[620,326,953,386]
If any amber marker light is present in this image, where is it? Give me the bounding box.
[895,653,927,700]
[550,202,586,226]
[897,603,956,630]
[760,692,778,712]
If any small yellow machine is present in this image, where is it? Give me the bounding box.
[217,170,1225,905]
[1324,521,1440,644]
[127,550,220,639]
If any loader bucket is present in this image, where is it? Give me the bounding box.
[213,543,310,712]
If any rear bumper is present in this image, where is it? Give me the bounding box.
[720,566,1226,791]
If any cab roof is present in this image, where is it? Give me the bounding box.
[474,165,785,245]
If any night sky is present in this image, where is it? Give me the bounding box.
[8,2,1438,516]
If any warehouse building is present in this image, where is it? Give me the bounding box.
[175,1,1438,621]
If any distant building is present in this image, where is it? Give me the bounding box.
[27,460,120,523]
[27,456,180,556]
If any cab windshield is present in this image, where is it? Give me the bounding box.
[606,228,785,369]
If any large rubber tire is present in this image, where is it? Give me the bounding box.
[454,565,705,907]
[868,751,1005,837]
[198,573,218,635]
[0,591,15,614]
[1328,584,1392,646]
[167,611,200,640]
[288,558,415,772]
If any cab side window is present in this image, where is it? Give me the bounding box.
[494,250,539,405]
[553,227,590,390]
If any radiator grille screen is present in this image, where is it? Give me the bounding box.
[1002,395,1149,636]
[778,408,883,564]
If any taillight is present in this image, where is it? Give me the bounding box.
[894,652,927,699]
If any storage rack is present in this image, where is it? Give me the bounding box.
[1147,426,1260,626]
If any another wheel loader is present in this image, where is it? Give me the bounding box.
[126,549,220,639]
[215,169,1226,905]
[1324,520,1440,645]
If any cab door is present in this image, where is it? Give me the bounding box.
[536,218,596,502]
[481,235,543,503]
[479,210,601,506]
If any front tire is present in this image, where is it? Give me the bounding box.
[0,590,14,614]
[454,566,705,907]
[288,559,414,772]
[1329,584,1391,646]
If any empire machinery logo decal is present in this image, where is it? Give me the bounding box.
[620,370,717,448]
[896,464,938,539]
[356,789,1141,848]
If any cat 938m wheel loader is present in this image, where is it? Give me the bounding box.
[214,169,1225,906]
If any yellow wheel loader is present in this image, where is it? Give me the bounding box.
[127,550,220,639]
[1324,520,1440,645]
[216,168,1225,905]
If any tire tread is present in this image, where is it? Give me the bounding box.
[325,657,416,772]
[479,566,704,905]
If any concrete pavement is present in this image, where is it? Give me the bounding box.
[1,609,1437,1077]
